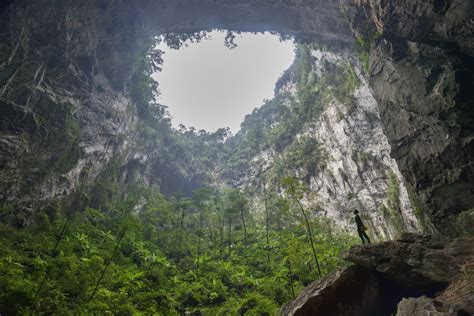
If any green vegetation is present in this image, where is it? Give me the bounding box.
[281,136,328,180]
[0,40,363,313]
[0,185,356,314]
[406,185,432,233]
[224,45,359,187]
[281,176,322,277]
[51,108,83,175]
[355,31,381,72]
[17,102,84,200]
[453,208,474,238]
[384,172,405,234]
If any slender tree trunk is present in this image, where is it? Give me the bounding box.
[88,228,127,302]
[218,211,224,258]
[296,199,322,277]
[227,213,232,260]
[196,205,204,277]
[34,214,72,299]
[287,258,295,298]
[240,208,248,246]
[209,214,215,250]
[52,214,71,256]
[263,182,270,262]
[179,204,186,230]
[176,204,187,263]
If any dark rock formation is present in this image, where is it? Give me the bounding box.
[347,0,474,233]
[439,262,474,315]
[281,265,426,316]
[0,0,353,219]
[282,233,474,315]
[345,232,474,288]
[280,266,380,316]
[0,0,472,233]
[396,296,470,316]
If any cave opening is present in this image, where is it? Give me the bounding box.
[153,30,296,133]
[0,1,473,314]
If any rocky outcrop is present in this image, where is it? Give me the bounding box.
[396,296,470,316]
[440,263,474,315]
[281,265,415,316]
[300,50,422,238]
[0,0,472,234]
[236,48,423,238]
[347,0,474,234]
[345,233,473,288]
[282,233,474,315]
[0,1,142,222]
[0,0,352,216]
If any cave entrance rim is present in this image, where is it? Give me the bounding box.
[125,0,355,49]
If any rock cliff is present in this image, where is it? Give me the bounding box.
[0,0,472,235]
[282,233,474,315]
[347,0,474,234]
[228,47,424,238]
[0,2,136,222]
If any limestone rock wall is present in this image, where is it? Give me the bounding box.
[0,2,137,221]
[306,50,422,238]
[347,0,474,233]
[239,49,423,239]
[0,0,472,234]
[282,233,474,315]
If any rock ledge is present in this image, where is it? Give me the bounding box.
[282,233,474,316]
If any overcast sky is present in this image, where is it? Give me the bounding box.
[153,31,295,133]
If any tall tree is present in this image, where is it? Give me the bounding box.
[263,180,271,262]
[192,187,212,276]
[281,176,322,277]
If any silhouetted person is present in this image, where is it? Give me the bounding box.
[354,209,371,244]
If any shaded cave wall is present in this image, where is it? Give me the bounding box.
[0,0,472,233]
[347,0,474,233]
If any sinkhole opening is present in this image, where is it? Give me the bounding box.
[153,30,296,134]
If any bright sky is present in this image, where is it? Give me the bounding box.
[153,31,295,133]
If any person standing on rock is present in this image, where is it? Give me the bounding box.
[354,209,371,244]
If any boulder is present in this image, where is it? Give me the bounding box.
[282,233,474,315]
[281,266,390,316]
[280,264,432,316]
[345,232,474,287]
[396,296,469,316]
[438,262,474,315]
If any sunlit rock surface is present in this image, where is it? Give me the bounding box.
[239,49,422,239]
[396,296,469,316]
[307,51,421,238]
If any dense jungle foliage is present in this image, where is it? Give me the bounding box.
[0,35,360,314]
[0,185,357,314]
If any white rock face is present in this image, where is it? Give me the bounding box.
[305,51,420,239]
[243,49,422,240]
[37,74,134,204]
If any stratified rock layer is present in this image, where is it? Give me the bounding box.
[281,265,413,316]
[345,233,474,287]
[282,233,474,315]
[0,0,473,233]
[236,48,422,239]
[348,0,474,233]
